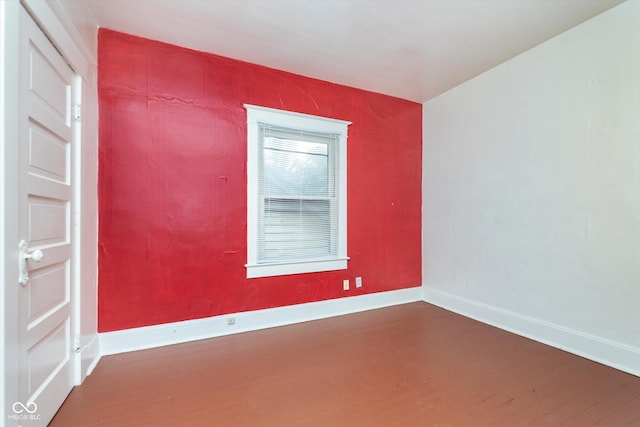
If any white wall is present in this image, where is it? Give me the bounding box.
[423,1,640,376]
[54,0,98,56]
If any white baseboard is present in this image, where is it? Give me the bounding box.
[100,287,422,356]
[83,336,101,376]
[74,334,100,384]
[422,287,640,377]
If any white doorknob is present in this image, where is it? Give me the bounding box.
[25,249,44,262]
[18,240,44,286]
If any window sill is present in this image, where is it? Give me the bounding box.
[246,257,349,279]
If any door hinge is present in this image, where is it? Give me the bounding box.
[73,104,81,121]
[73,336,81,353]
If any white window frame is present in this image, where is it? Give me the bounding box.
[245,104,350,278]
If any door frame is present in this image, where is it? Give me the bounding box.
[2,0,24,421]
[1,0,97,422]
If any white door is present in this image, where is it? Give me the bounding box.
[15,7,76,425]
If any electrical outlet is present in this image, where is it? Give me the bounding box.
[227,317,236,326]
[343,279,350,290]
[355,276,362,288]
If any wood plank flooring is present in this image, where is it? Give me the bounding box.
[50,302,640,426]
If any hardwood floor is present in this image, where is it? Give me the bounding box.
[50,302,640,426]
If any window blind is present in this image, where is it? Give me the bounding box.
[258,124,339,262]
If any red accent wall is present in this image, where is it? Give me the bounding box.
[98,29,422,332]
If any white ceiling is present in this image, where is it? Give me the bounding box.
[87,0,623,103]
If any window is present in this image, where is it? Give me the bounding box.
[245,105,350,278]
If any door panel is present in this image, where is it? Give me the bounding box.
[17,6,75,425]
[28,197,68,243]
[29,45,71,120]
[27,320,70,396]
[28,262,69,324]
[29,123,70,183]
